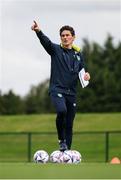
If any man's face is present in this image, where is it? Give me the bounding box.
[60,30,75,48]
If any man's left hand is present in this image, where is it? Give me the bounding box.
[84,72,90,81]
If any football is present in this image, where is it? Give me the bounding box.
[60,151,72,163]
[64,150,82,164]
[50,150,63,163]
[33,150,49,163]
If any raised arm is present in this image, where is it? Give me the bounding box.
[31,20,40,32]
[31,21,55,55]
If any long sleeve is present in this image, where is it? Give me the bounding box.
[36,31,55,55]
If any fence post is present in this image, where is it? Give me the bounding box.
[105,131,109,162]
[27,132,32,162]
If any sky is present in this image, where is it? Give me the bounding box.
[0,0,121,96]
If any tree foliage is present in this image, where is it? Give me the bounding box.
[0,35,121,114]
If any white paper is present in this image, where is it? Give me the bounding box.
[78,68,89,88]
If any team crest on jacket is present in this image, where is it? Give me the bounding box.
[76,55,81,61]
[57,93,63,97]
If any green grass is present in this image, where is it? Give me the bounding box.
[0,163,121,179]
[0,113,121,163]
[0,113,121,132]
[0,132,121,162]
[0,113,121,179]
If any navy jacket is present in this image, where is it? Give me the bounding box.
[36,31,85,96]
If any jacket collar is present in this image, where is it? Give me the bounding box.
[60,44,81,52]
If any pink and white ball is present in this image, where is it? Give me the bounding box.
[64,150,82,164]
[50,150,63,163]
[33,150,49,163]
[60,151,72,164]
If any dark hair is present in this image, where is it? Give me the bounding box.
[59,25,75,36]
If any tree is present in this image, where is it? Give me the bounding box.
[0,35,120,114]
[25,79,54,114]
[1,90,25,114]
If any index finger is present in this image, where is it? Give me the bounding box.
[33,20,37,25]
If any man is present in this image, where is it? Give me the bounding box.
[31,21,90,151]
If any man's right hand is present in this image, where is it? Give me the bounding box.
[31,21,40,32]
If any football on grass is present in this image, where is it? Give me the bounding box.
[60,151,73,163]
[50,150,63,163]
[33,150,49,163]
[50,150,81,164]
[64,150,82,164]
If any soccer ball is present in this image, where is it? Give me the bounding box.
[50,150,63,163]
[50,150,81,164]
[60,151,72,164]
[33,150,49,163]
[50,150,72,164]
[64,150,81,164]
[71,150,81,164]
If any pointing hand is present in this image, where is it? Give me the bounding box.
[31,20,40,32]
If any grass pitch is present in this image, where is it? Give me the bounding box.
[0,113,121,179]
[0,113,121,132]
[0,162,121,179]
[0,113,121,163]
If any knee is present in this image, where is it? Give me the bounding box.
[57,109,67,118]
